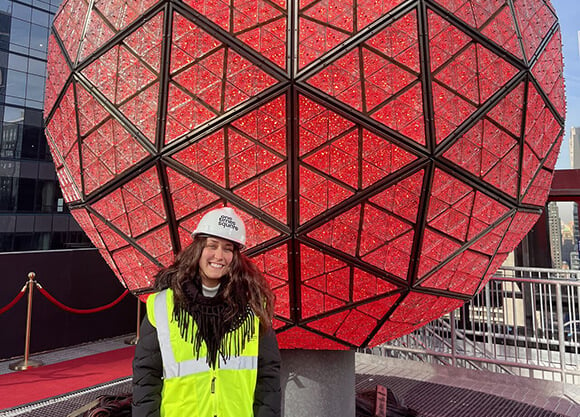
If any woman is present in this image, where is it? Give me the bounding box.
[132,207,281,417]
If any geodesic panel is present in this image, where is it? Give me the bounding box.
[45,0,564,349]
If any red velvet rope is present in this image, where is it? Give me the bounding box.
[0,287,27,315]
[36,284,130,314]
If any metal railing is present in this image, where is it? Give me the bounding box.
[364,266,580,385]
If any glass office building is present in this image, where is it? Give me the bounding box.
[0,0,90,251]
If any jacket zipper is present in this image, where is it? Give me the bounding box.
[211,374,217,417]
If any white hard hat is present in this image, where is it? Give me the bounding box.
[192,207,246,248]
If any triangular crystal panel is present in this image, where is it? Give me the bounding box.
[234,166,288,223]
[371,83,425,145]
[277,326,349,349]
[112,245,160,289]
[302,0,354,32]
[334,309,380,346]
[251,244,290,319]
[524,83,562,160]
[521,168,553,207]
[482,145,520,198]
[359,203,413,256]
[487,82,525,137]
[513,0,557,60]
[532,30,565,118]
[308,205,361,256]
[124,12,164,72]
[298,17,350,69]
[417,228,462,278]
[88,211,129,253]
[121,168,166,237]
[420,250,490,295]
[231,95,287,155]
[45,35,71,116]
[353,269,398,302]
[356,295,399,322]
[56,166,82,203]
[81,118,150,194]
[544,133,562,170]
[81,46,120,104]
[165,84,218,144]
[166,167,220,220]
[172,130,227,186]
[228,130,283,187]
[356,0,407,31]
[71,209,119,272]
[306,49,362,110]
[52,0,90,63]
[428,10,472,72]
[498,211,540,253]
[366,11,420,72]
[237,19,287,69]
[481,5,523,59]
[433,0,504,30]
[119,83,159,144]
[466,191,510,241]
[136,226,174,267]
[431,83,477,144]
[299,166,354,224]
[469,216,511,256]
[363,49,417,112]
[78,8,116,61]
[520,144,541,196]
[93,0,159,32]
[91,189,132,237]
[168,14,278,140]
[434,43,518,106]
[185,0,287,69]
[115,47,158,104]
[303,130,359,189]
[308,310,349,335]
[171,13,223,74]
[362,130,417,188]
[75,82,111,136]
[298,95,355,156]
[369,170,424,223]
[368,293,464,346]
[45,84,79,162]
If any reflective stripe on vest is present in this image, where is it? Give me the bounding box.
[154,289,258,379]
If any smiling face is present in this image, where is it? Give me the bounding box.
[198,236,235,287]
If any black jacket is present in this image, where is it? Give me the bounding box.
[132,314,282,417]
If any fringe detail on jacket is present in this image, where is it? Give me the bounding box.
[173,281,255,369]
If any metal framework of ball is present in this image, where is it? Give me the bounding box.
[44,0,565,349]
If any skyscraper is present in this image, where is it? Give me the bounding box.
[571,127,580,269]
[570,126,580,169]
[547,202,563,268]
[0,0,90,251]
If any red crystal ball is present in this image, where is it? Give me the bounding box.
[44,0,564,349]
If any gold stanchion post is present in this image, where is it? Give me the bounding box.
[125,298,141,345]
[9,272,43,371]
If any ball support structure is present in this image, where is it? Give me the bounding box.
[44,0,565,349]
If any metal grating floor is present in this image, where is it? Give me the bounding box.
[0,378,132,417]
[3,374,571,417]
[356,374,571,417]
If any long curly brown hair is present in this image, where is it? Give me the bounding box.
[154,235,275,330]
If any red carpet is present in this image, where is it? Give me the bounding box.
[0,346,135,409]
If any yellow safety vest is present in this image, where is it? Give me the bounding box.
[147,289,260,417]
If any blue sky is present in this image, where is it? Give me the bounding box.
[552,0,580,169]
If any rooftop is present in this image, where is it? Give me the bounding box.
[1,336,579,417]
